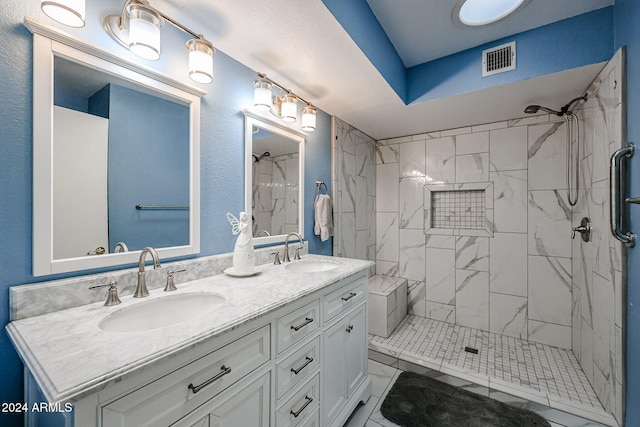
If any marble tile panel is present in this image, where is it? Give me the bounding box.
[489,293,527,339]
[340,212,357,259]
[456,131,489,155]
[528,121,566,190]
[407,281,426,316]
[528,320,571,349]
[367,196,377,246]
[376,261,399,277]
[425,136,456,184]
[355,175,368,230]
[455,152,489,183]
[356,230,368,261]
[571,286,582,359]
[398,229,426,282]
[490,170,528,233]
[399,139,426,178]
[455,270,489,330]
[471,122,507,133]
[489,126,528,171]
[455,236,489,272]
[580,318,594,385]
[441,127,471,137]
[375,143,399,164]
[591,273,613,377]
[424,301,455,324]
[341,151,357,212]
[528,190,572,258]
[376,213,398,262]
[424,248,456,304]
[528,255,571,326]
[376,163,399,212]
[399,177,424,229]
[424,235,456,249]
[490,232,527,297]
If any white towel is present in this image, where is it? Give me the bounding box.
[314,194,333,242]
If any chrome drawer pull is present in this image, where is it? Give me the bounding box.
[291,357,314,375]
[290,396,313,418]
[188,365,232,394]
[291,317,313,331]
[341,292,357,302]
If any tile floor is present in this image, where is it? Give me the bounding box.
[344,359,610,427]
[362,315,618,426]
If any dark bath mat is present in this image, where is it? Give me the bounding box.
[380,371,551,427]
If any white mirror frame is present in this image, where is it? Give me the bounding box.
[27,18,204,276]
[244,109,305,246]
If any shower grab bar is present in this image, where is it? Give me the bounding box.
[135,204,189,210]
[609,143,636,247]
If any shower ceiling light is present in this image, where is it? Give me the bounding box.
[104,0,215,84]
[453,0,527,27]
[252,73,317,132]
[41,0,85,28]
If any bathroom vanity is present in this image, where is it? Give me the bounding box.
[7,255,372,427]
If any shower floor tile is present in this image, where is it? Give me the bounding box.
[368,315,618,426]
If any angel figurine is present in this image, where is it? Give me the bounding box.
[226,211,255,275]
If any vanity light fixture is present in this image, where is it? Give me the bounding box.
[104,0,215,84]
[253,73,317,132]
[40,0,85,28]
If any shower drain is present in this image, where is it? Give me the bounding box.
[464,346,479,354]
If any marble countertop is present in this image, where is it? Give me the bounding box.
[6,255,372,404]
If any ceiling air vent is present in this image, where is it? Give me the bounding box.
[482,41,516,77]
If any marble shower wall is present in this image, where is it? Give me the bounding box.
[375,117,575,349]
[252,153,299,236]
[332,117,376,275]
[571,50,625,424]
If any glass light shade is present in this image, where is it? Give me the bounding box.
[127,5,162,60]
[458,0,525,26]
[41,0,85,27]
[187,39,214,84]
[254,79,273,111]
[301,106,317,131]
[280,94,298,123]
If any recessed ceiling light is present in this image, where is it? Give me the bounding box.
[453,0,527,27]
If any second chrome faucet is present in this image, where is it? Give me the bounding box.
[134,247,161,298]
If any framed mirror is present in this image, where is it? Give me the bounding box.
[28,19,203,276]
[244,112,305,246]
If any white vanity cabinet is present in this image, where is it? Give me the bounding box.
[19,266,371,427]
[321,275,369,427]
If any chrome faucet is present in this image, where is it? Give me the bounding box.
[283,232,304,262]
[134,247,161,298]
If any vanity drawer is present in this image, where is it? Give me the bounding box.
[276,336,320,400]
[101,325,270,427]
[323,276,367,322]
[276,300,320,354]
[276,373,320,427]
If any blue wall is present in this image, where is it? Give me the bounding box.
[613,1,640,424]
[0,1,332,425]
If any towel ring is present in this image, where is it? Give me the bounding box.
[316,181,328,195]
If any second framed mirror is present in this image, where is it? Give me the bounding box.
[244,112,305,245]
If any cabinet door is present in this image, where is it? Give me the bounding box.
[322,317,348,425]
[346,303,367,396]
[172,371,270,427]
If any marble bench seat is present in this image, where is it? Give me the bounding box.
[368,275,407,338]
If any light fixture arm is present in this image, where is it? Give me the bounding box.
[118,0,210,43]
[257,73,313,108]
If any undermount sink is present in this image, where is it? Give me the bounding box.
[99,292,225,333]
[285,260,339,273]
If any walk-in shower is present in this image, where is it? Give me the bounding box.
[524,94,587,206]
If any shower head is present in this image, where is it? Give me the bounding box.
[524,94,588,116]
[523,105,562,116]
